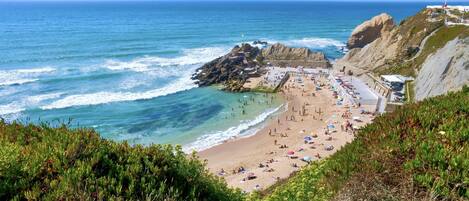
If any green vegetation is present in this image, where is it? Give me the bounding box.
[0,122,243,200]
[397,9,444,53]
[1,87,467,200]
[375,62,416,77]
[405,81,415,103]
[251,86,276,93]
[374,9,468,77]
[412,25,468,70]
[254,87,469,200]
[376,25,467,77]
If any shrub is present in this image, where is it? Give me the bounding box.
[0,122,243,201]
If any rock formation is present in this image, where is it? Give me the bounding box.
[347,13,395,49]
[193,42,331,91]
[336,9,468,101]
[261,43,331,68]
[414,37,469,100]
[192,43,261,91]
[336,10,443,73]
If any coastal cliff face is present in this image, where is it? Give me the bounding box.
[193,43,330,91]
[336,9,468,100]
[261,43,331,68]
[336,9,444,73]
[414,37,469,101]
[347,13,395,49]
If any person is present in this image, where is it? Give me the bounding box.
[218,168,226,176]
[274,139,277,145]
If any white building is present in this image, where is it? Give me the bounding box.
[427,5,469,12]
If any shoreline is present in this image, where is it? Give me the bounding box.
[198,71,376,192]
[183,101,287,152]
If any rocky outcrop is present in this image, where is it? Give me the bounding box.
[414,37,469,101]
[192,43,261,91]
[336,9,468,101]
[261,43,331,68]
[193,43,331,91]
[335,10,444,74]
[347,13,395,49]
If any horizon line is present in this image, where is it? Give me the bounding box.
[0,0,457,2]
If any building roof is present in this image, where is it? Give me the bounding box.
[381,75,404,83]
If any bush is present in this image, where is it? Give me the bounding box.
[0,121,244,201]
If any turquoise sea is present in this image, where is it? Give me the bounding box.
[0,1,459,151]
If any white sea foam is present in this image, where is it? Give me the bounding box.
[27,92,63,103]
[105,47,229,72]
[0,92,62,116]
[285,37,346,49]
[13,67,56,74]
[41,74,197,110]
[0,102,25,116]
[183,104,284,152]
[0,67,56,87]
[262,37,345,49]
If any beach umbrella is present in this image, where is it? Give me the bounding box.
[304,136,312,141]
[287,150,295,155]
[353,116,360,120]
[302,156,312,162]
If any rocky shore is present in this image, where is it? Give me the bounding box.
[192,42,331,91]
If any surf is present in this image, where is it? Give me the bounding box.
[183,103,284,152]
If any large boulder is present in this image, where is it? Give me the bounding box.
[192,43,261,91]
[347,13,395,49]
[261,43,331,68]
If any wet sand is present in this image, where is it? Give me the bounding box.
[198,73,375,192]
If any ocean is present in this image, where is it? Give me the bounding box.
[0,1,451,151]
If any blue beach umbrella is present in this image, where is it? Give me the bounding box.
[302,156,312,162]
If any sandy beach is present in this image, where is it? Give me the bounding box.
[198,71,376,192]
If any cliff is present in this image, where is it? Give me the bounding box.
[414,37,469,100]
[347,13,395,49]
[193,43,330,91]
[261,43,331,68]
[335,9,468,101]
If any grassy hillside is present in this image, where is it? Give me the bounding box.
[252,86,469,201]
[0,121,243,200]
[374,9,468,77]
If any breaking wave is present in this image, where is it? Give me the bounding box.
[183,104,284,152]
[105,47,229,72]
[0,92,62,115]
[264,37,346,49]
[0,67,56,87]
[41,74,197,110]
